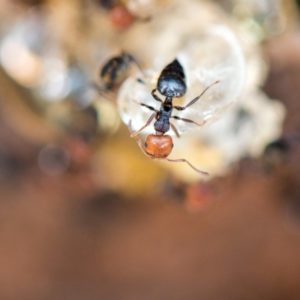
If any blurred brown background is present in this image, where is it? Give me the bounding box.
[1,1,300,299]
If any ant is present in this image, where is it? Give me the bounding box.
[93,51,143,99]
[130,58,219,175]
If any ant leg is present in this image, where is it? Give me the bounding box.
[166,158,209,176]
[137,102,158,112]
[174,80,219,111]
[128,121,149,155]
[171,115,206,127]
[170,122,181,138]
[151,89,163,103]
[132,99,158,112]
[130,112,156,137]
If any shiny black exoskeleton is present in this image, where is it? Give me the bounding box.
[157,59,187,98]
[100,52,136,90]
[153,59,187,134]
[154,101,173,134]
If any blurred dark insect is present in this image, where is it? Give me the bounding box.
[262,133,300,172]
[100,52,140,90]
[263,137,290,171]
[94,51,142,100]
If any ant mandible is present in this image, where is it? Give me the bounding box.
[130,58,219,175]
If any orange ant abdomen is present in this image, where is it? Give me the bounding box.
[145,134,173,158]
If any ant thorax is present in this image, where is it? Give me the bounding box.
[154,104,172,134]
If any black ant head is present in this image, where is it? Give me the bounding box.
[157,58,187,98]
[158,74,187,98]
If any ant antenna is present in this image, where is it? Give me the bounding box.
[174,80,220,111]
[166,158,209,176]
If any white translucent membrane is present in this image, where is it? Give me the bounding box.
[177,26,246,133]
[118,25,246,136]
[118,0,285,179]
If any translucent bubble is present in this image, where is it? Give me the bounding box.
[116,0,285,180]
[118,24,246,136]
[177,26,246,133]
